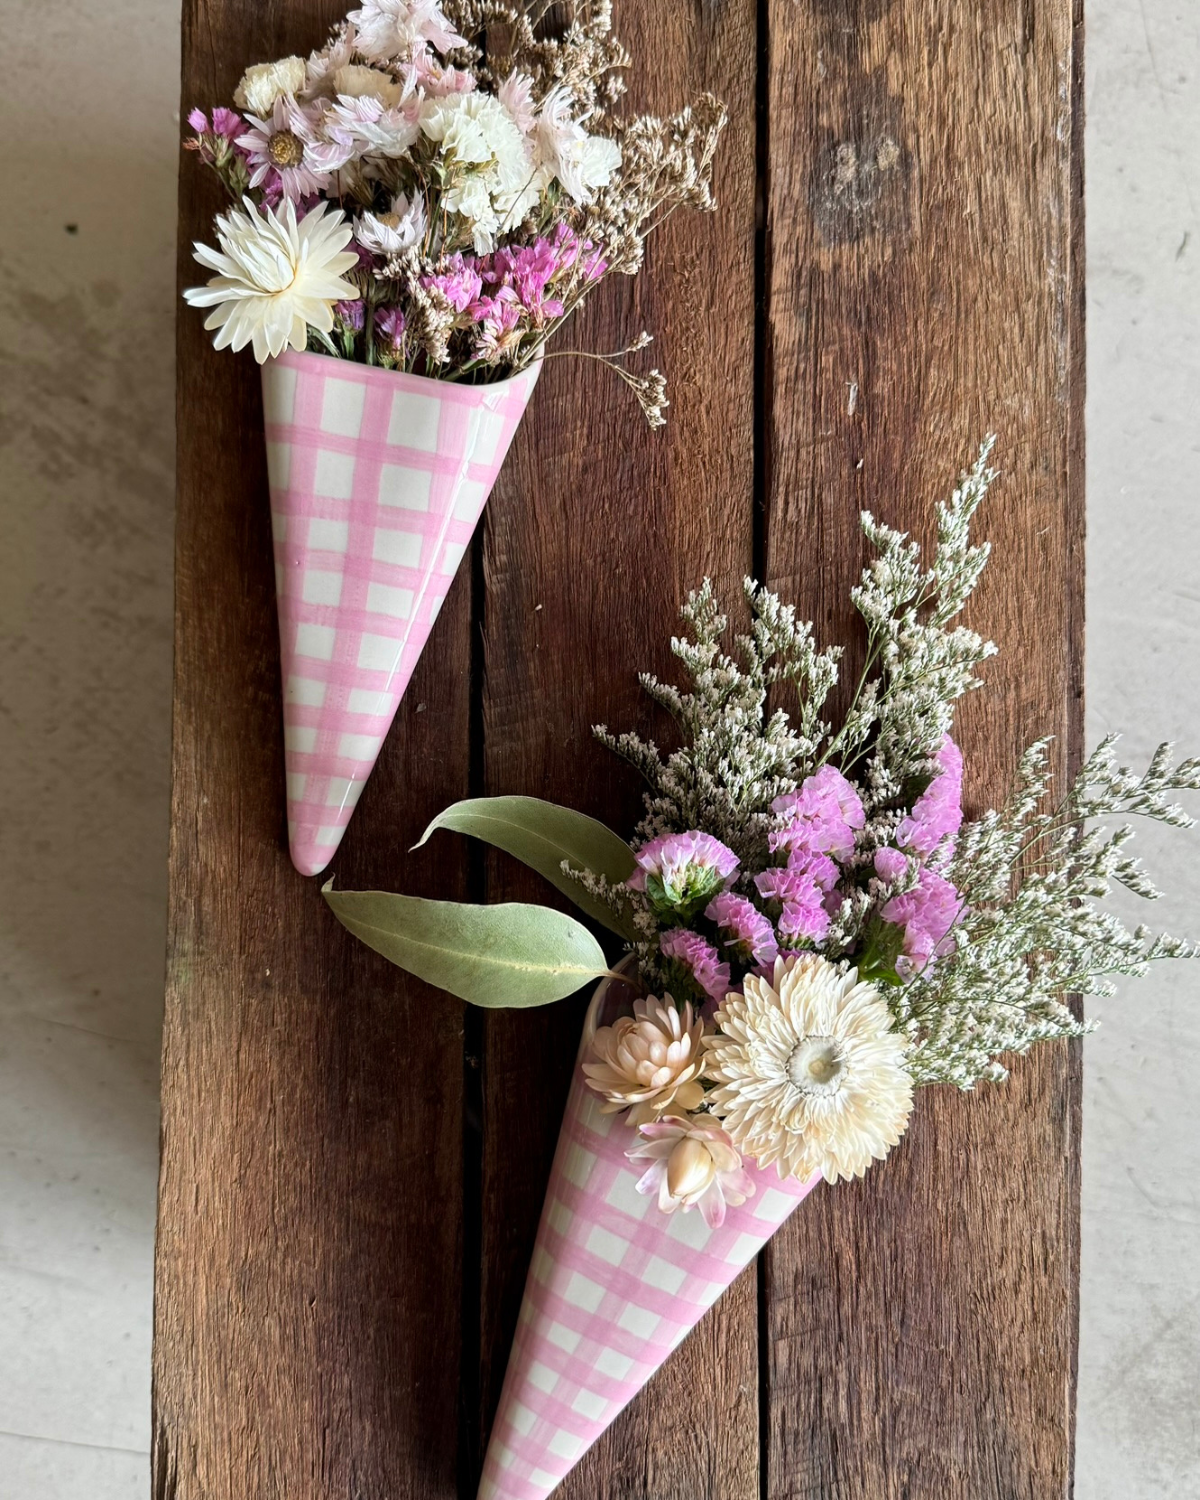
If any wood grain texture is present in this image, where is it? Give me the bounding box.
[759,2,1084,1496]
[475,0,761,1490]
[160,0,1083,1495]
[157,3,472,1496]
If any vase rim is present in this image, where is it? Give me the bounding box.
[266,345,542,403]
[579,954,640,1059]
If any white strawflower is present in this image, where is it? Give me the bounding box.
[497,71,537,135]
[302,28,356,98]
[706,956,914,1184]
[322,93,420,167]
[535,86,622,204]
[184,198,360,364]
[233,56,307,116]
[348,0,465,61]
[355,193,428,255]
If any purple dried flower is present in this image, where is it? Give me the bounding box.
[876,848,961,975]
[375,306,406,350]
[754,865,832,945]
[896,736,964,859]
[659,929,731,1004]
[629,831,740,919]
[770,765,865,861]
[422,252,483,314]
[705,892,779,967]
[755,866,830,944]
[211,106,243,140]
[334,299,365,331]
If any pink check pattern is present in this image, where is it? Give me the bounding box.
[260,350,540,876]
[478,1010,818,1500]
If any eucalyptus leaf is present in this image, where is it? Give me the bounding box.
[324,883,611,1007]
[414,795,639,940]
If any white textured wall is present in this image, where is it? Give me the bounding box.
[1,2,177,1492]
[1078,3,1200,1495]
[0,2,1196,1496]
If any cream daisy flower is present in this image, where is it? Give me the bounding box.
[184,198,360,364]
[627,1115,754,1229]
[705,955,913,1184]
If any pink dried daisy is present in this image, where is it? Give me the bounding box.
[237,95,334,201]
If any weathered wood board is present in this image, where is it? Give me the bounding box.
[157,2,1083,1496]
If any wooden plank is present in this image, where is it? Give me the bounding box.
[159,1,1083,1495]
[155,3,472,1495]
[474,0,761,1493]
[759,3,1084,1497]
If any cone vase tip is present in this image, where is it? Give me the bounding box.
[259,350,540,875]
[477,970,818,1500]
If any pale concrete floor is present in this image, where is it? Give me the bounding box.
[0,2,1195,1497]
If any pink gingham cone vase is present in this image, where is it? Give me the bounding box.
[479,970,819,1500]
[261,350,541,876]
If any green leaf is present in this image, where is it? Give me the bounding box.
[323,883,611,1007]
[414,795,639,940]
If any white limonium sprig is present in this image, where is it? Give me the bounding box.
[182,0,727,424]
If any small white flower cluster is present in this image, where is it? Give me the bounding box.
[595,579,841,868]
[897,736,1200,1087]
[837,439,998,808]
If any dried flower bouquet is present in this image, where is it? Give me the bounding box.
[326,445,1199,1500]
[184,0,725,423]
[181,0,726,875]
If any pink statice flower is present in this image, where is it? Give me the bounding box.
[659,929,731,1005]
[422,253,483,313]
[896,736,964,860]
[483,240,565,324]
[705,892,778,968]
[875,847,961,975]
[755,865,829,943]
[550,224,606,281]
[237,96,334,201]
[629,830,740,918]
[628,1115,755,1228]
[786,847,840,893]
[770,765,865,861]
